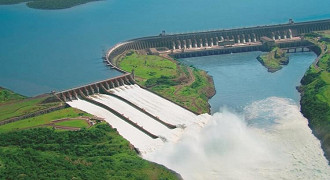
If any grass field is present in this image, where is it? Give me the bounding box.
[300,31,330,162]
[55,119,89,128]
[0,95,61,122]
[119,52,178,86]
[0,124,179,179]
[119,51,215,114]
[0,87,25,105]
[0,108,91,133]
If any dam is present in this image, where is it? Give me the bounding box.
[55,18,330,155]
[53,18,330,178]
[105,19,330,66]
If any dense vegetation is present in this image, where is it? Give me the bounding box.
[0,0,98,10]
[0,87,25,105]
[0,94,61,122]
[0,123,179,179]
[119,51,215,114]
[300,31,330,162]
[257,47,289,72]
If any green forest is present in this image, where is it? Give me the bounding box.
[0,124,179,179]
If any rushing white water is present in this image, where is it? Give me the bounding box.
[68,85,210,155]
[145,97,330,180]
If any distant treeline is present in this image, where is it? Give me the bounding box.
[0,0,100,10]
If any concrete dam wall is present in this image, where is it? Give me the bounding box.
[106,19,330,63]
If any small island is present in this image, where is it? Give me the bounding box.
[257,47,289,72]
[0,0,99,10]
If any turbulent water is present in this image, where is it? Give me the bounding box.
[145,97,330,179]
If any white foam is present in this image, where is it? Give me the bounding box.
[90,94,184,142]
[145,97,330,180]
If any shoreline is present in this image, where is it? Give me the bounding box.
[298,32,330,163]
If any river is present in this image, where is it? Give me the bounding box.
[144,52,330,179]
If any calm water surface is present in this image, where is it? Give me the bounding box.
[180,52,316,112]
[1,0,330,96]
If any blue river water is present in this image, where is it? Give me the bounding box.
[1,0,330,96]
[179,52,316,112]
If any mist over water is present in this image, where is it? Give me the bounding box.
[145,97,330,179]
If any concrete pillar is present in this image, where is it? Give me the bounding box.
[68,92,72,101]
[90,86,95,94]
[199,39,203,47]
[172,41,176,50]
[205,38,208,47]
[215,37,219,45]
[289,29,293,39]
[252,33,257,42]
[120,78,125,85]
[62,93,67,102]
[73,90,78,99]
[177,40,181,49]
[210,38,214,46]
[194,39,198,48]
[272,32,275,40]
[109,81,114,88]
[95,84,100,93]
[220,36,224,42]
[84,87,89,96]
[105,82,110,90]
[183,40,187,49]
[115,79,120,87]
[237,35,240,44]
[248,34,251,42]
[242,34,246,43]
[188,39,192,49]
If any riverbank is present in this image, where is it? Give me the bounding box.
[0,0,99,10]
[299,31,330,162]
[257,47,289,72]
[117,51,216,114]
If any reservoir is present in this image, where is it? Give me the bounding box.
[1,0,330,96]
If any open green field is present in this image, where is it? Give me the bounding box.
[119,51,215,114]
[300,31,330,162]
[0,123,179,179]
[55,119,89,128]
[0,95,61,122]
[119,52,178,86]
[0,107,91,133]
[257,47,289,72]
[0,0,98,10]
[0,87,25,105]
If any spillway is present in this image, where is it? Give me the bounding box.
[110,84,210,126]
[90,94,184,142]
[67,84,210,155]
[67,99,164,154]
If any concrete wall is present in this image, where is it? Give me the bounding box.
[107,19,330,61]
